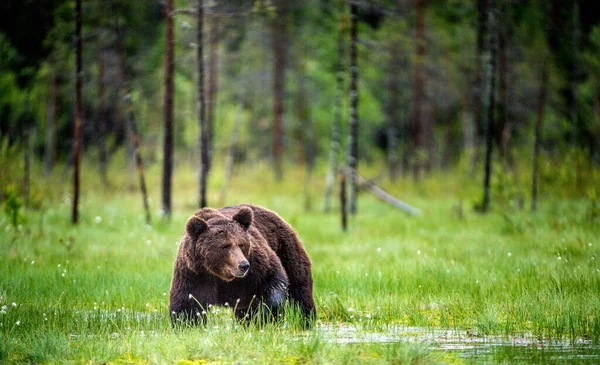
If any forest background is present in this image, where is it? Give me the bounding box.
[1,0,600,364]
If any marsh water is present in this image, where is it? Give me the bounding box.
[78,311,600,363]
[319,323,600,364]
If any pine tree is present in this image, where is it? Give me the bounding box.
[198,0,209,208]
[162,0,175,218]
[72,0,82,224]
[271,0,288,181]
[347,2,359,215]
[97,0,108,186]
[113,2,151,224]
[481,0,497,213]
[324,11,346,213]
[411,0,425,181]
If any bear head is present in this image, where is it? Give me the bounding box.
[181,206,254,282]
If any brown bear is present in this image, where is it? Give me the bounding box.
[169,204,316,327]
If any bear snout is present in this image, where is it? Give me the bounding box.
[238,260,250,273]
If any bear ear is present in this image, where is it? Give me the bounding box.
[233,207,253,230]
[186,216,208,237]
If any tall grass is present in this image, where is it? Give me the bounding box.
[0,155,598,363]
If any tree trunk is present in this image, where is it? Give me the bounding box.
[471,0,487,171]
[293,60,314,212]
[347,2,359,215]
[23,124,31,207]
[357,174,421,216]
[45,67,57,177]
[72,0,82,224]
[97,0,108,186]
[206,12,219,170]
[127,103,151,224]
[532,61,549,212]
[481,0,497,213]
[412,0,425,181]
[271,1,287,181]
[571,2,582,193]
[340,172,347,232]
[323,11,346,213]
[304,117,315,212]
[113,2,152,224]
[162,0,175,218]
[197,0,209,208]
[219,71,247,206]
[497,18,512,164]
[496,27,507,156]
[387,37,400,182]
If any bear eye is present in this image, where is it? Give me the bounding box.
[221,244,232,250]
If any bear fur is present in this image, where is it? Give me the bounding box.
[169,204,316,326]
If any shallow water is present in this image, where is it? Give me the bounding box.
[74,311,600,363]
[318,323,600,363]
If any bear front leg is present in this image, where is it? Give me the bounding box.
[288,282,317,328]
[169,288,212,327]
[170,305,208,327]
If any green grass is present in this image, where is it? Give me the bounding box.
[1,157,599,364]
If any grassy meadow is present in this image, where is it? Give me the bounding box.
[1,155,599,364]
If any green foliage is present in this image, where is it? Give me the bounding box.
[0,34,27,128]
[2,186,22,227]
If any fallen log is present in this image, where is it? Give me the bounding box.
[357,174,421,216]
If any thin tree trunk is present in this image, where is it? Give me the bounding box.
[412,0,425,181]
[358,174,421,215]
[112,1,134,190]
[497,27,508,159]
[97,0,108,186]
[162,0,175,218]
[571,2,582,193]
[532,61,549,212]
[471,0,487,172]
[197,0,209,208]
[461,82,473,162]
[271,1,287,181]
[206,12,219,169]
[127,103,151,224]
[72,0,82,224]
[23,125,31,207]
[441,126,452,170]
[347,2,359,215]
[113,2,151,224]
[125,114,135,190]
[481,0,497,213]
[340,172,347,232]
[294,61,314,212]
[324,11,346,213]
[219,71,247,206]
[497,17,514,166]
[304,117,315,212]
[294,63,307,165]
[45,68,57,177]
[387,37,400,182]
